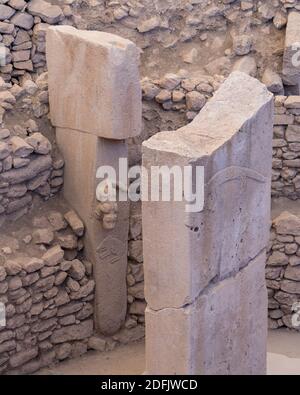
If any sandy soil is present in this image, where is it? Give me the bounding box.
[272,197,300,219]
[36,341,145,375]
[36,329,300,375]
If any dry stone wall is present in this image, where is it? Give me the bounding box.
[0,0,76,82]
[272,96,300,199]
[127,202,145,327]
[0,206,95,374]
[0,130,63,224]
[0,70,64,225]
[1,0,300,374]
[268,211,300,331]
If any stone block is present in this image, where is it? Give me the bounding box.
[46,26,141,140]
[145,253,267,375]
[142,71,273,310]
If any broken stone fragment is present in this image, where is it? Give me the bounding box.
[69,259,86,281]
[232,34,252,56]
[47,211,67,231]
[137,16,161,33]
[42,245,64,266]
[64,210,84,237]
[25,133,52,154]
[9,136,33,158]
[21,257,44,273]
[262,68,283,94]
[32,228,54,245]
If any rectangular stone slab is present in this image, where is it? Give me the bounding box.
[283,12,300,87]
[142,71,274,311]
[46,26,142,140]
[145,252,268,375]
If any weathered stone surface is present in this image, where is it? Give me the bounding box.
[9,348,38,368]
[146,255,267,374]
[42,245,64,266]
[142,71,272,375]
[50,320,93,344]
[273,211,300,236]
[11,12,34,30]
[0,5,16,21]
[285,265,300,281]
[143,71,273,310]
[282,12,300,87]
[286,125,300,142]
[27,0,63,24]
[47,26,141,140]
[64,210,84,237]
[281,279,300,295]
[0,155,51,185]
[56,129,129,335]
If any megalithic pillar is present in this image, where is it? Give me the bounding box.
[142,71,273,375]
[46,26,142,335]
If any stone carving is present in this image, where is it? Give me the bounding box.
[49,28,140,336]
[95,180,118,230]
[96,236,126,266]
[142,72,273,374]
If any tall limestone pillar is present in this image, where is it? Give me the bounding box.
[46,26,141,335]
[142,71,273,374]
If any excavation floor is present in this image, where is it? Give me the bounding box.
[35,329,300,375]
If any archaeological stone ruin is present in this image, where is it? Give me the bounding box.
[0,0,299,376]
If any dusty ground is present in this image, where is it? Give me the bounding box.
[36,329,300,375]
[36,341,145,375]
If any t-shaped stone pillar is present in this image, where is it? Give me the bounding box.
[142,72,273,374]
[46,26,141,335]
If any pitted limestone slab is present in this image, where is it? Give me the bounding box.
[283,12,300,87]
[145,252,268,375]
[56,128,129,335]
[142,71,273,311]
[46,26,141,140]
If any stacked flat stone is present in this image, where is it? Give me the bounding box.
[0,209,96,374]
[267,211,300,331]
[0,129,63,223]
[272,96,300,199]
[127,202,145,327]
[141,73,224,121]
[0,0,74,82]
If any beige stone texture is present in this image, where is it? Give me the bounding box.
[56,128,129,335]
[282,12,300,87]
[142,71,274,311]
[145,252,268,375]
[46,26,141,140]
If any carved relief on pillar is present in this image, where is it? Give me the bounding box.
[95,180,118,230]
